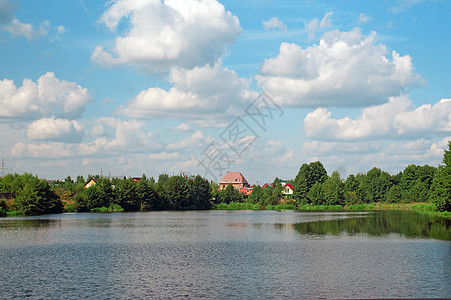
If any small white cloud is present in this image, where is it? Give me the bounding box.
[0,72,92,120]
[263,17,287,31]
[256,28,423,108]
[92,0,241,73]
[173,122,191,131]
[358,13,371,24]
[305,11,333,39]
[4,17,34,39]
[148,152,179,160]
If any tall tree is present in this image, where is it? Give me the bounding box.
[430,141,451,211]
[294,161,328,204]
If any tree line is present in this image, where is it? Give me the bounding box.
[0,141,450,216]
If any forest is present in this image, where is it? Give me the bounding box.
[0,141,450,216]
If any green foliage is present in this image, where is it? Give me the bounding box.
[12,174,63,215]
[293,161,328,204]
[345,204,375,211]
[297,204,344,211]
[90,204,124,213]
[0,200,7,217]
[386,185,402,203]
[217,184,242,204]
[430,141,451,212]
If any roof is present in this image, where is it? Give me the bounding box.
[219,171,249,185]
[285,184,294,190]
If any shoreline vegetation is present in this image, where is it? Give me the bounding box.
[1,141,450,219]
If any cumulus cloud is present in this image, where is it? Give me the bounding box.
[263,17,287,31]
[0,72,92,120]
[10,118,162,159]
[304,96,451,140]
[304,11,333,39]
[117,63,256,120]
[92,0,241,73]
[256,28,423,108]
[27,117,84,143]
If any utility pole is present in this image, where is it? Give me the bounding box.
[0,158,6,177]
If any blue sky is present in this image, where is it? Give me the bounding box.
[0,0,450,183]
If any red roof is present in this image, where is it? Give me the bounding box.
[219,171,249,185]
[285,184,294,190]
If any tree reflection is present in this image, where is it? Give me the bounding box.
[293,211,451,241]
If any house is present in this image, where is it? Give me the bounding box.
[219,171,250,190]
[84,178,97,188]
[239,187,253,196]
[132,177,142,182]
[283,184,294,195]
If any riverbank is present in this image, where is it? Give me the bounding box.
[212,202,450,218]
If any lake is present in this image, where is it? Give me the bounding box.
[0,210,450,299]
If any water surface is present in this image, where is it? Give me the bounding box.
[0,210,449,299]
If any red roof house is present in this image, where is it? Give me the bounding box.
[219,171,250,190]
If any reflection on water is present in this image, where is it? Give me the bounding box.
[293,210,451,241]
[0,210,450,299]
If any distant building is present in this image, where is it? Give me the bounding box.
[84,178,97,188]
[283,184,294,195]
[132,177,142,182]
[219,171,250,190]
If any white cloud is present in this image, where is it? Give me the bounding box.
[27,117,84,143]
[358,13,371,24]
[166,130,212,150]
[263,17,287,31]
[10,118,162,159]
[0,72,92,120]
[256,28,423,108]
[0,0,53,41]
[117,63,256,120]
[173,122,191,131]
[304,11,333,39]
[304,96,451,140]
[148,152,179,160]
[92,0,241,73]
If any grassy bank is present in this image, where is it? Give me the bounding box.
[213,201,450,218]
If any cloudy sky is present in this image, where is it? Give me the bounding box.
[0,0,450,183]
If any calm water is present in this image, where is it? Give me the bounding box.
[0,210,450,299]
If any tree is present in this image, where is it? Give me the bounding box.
[137,180,159,211]
[322,171,344,205]
[217,184,241,204]
[294,161,328,204]
[247,185,263,204]
[188,175,212,209]
[15,176,62,215]
[430,141,451,211]
[164,176,191,209]
[386,185,402,203]
[115,179,140,211]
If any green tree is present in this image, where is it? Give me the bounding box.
[164,176,191,209]
[115,179,140,211]
[294,161,328,204]
[14,176,62,215]
[322,171,344,205]
[218,184,241,204]
[247,185,262,204]
[430,141,451,211]
[307,182,324,205]
[386,185,402,203]
[137,180,159,210]
[188,175,212,209]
